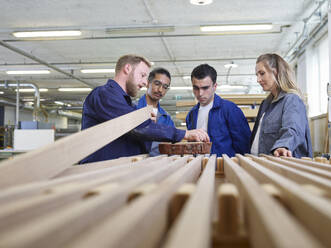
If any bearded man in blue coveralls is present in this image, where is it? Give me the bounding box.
[186,64,251,157]
[81,55,209,163]
[137,67,175,156]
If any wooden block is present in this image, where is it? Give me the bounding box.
[202,157,209,170]
[218,183,239,235]
[261,184,289,210]
[301,157,313,161]
[168,183,195,227]
[217,158,224,173]
[159,142,212,155]
[127,183,157,202]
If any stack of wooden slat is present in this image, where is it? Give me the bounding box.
[0,107,330,248]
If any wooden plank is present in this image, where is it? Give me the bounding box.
[0,156,173,232]
[218,183,239,235]
[263,155,331,180]
[0,156,192,248]
[237,154,331,248]
[64,156,203,248]
[53,154,148,178]
[223,155,323,248]
[0,155,166,206]
[164,155,216,248]
[281,156,331,172]
[248,155,331,194]
[168,183,195,227]
[0,106,153,189]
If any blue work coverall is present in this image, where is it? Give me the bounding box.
[186,94,251,157]
[137,95,175,156]
[80,80,185,163]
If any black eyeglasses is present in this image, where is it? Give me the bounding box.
[152,80,170,90]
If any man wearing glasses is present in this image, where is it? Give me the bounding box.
[137,67,174,156]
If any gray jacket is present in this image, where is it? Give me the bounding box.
[250,91,313,158]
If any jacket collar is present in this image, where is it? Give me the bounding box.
[106,79,132,105]
[266,90,287,104]
[192,94,222,111]
[138,94,167,115]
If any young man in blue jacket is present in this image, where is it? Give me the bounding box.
[81,55,209,163]
[137,68,175,156]
[186,64,251,157]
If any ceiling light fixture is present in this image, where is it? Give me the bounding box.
[15,88,48,92]
[6,70,50,75]
[182,76,191,80]
[54,101,65,105]
[80,69,115,74]
[224,62,238,68]
[200,24,273,32]
[12,30,82,38]
[190,0,213,6]
[0,91,3,94]
[58,88,92,92]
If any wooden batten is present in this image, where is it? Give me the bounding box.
[282,156,331,172]
[0,106,153,189]
[237,154,331,248]
[163,155,216,248]
[224,154,323,248]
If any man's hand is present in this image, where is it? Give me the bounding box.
[273,147,292,157]
[184,129,210,142]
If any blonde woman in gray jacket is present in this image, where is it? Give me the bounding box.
[250,53,312,158]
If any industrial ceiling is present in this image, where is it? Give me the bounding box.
[0,0,327,123]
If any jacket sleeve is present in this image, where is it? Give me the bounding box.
[225,104,251,154]
[271,95,307,152]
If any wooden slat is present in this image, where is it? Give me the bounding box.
[53,154,148,178]
[281,156,331,172]
[0,156,173,232]
[0,106,153,189]
[0,155,166,206]
[64,156,203,248]
[263,155,331,180]
[237,154,331,248]
[0,156,191,248]
[223,155,323,248]
[218,183,240,235]
[164,155,216,248]
[247,155,331,194]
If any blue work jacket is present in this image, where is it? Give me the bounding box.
[137,95,175,156]
[250,91,313,158]
[80,80,185,163]
[186,94,251,157]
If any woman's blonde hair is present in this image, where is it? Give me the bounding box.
[256,53,302,98]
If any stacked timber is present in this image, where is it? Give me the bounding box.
[0,107,330,248]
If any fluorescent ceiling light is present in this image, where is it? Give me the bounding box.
[22,98,45,101]
[180,122,187,126]
[0,91,3,94]
[190,0,213,5]
[200,24,273,32]
[6,70,50,75]
[224,63,238,68]
[80,69,115,74]
[12,30,82,38]
[58,88,92,92]
[15,88,48,92]
[54,101,65,105]
[182,76,191,80]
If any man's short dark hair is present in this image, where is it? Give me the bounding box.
[191,64,217,84]
[148,67,171,83]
